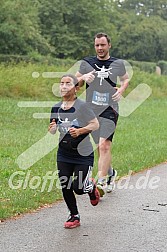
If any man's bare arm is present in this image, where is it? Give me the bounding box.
[112,72,129,101]
[119,72,129,93]
[75,71,85,87]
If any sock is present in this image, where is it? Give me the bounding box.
[74,214,80,219]
[98,177,106,184]
[108,167,113,176]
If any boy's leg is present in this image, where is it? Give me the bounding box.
[57,162,78,215]
[73,164,93,195]
[57,162,80,228]
[73,164,100,206]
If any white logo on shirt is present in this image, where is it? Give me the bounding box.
[95,64,112,85]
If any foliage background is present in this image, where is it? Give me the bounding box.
[0,0,167,61]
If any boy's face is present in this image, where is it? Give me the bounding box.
[60,76,76,97]
[94,36,111,59]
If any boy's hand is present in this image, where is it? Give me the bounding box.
[48,119,57,134]
[69,127,80,138]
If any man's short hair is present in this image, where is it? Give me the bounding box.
[94,32,111,44]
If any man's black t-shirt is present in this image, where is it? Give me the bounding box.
[50,98,95,165]
[79,56,126,116]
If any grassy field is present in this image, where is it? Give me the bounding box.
[0,62,167,220]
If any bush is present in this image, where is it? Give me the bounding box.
[0,54,30,64]
[0,54,75,67]
[128,60,156,73]
[157,61,167,75]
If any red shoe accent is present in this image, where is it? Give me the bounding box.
[90,187,100,206]
[64,215,80,229]
[89,179,100,206]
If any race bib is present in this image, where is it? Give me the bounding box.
[92,91,109,106]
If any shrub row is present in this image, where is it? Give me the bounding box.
[0,54,167,75]
[0,54,75,67]
[128,60,156,73]
[128,60,167,75]
[157,61,167,75]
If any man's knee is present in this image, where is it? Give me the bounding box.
[99,139,111,153]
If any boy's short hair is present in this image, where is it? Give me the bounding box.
[61,74,79,86]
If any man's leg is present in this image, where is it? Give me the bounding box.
[97,143,117,193]
[91,115,117,196]
[96,138,112,196]
[98,137,111,179]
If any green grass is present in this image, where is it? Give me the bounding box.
[112,97,167,176]
[0,62,167,220]
[0,98,62,219]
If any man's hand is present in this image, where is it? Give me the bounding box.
[82,70,96,84]
[112,73,129,102]
[112,88,122,102]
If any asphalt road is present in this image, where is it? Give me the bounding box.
[0,163,167,252]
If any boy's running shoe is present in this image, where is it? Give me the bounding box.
[107,169,117,193]
[64,214,80,229]
[88,179,100,206]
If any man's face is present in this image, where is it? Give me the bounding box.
[94,36,111,60]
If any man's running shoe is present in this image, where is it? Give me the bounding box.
[96,182,106,197]
[64,214,80,229]
[107,169,117,193]
[88,179,100,206]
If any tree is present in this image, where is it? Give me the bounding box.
[0,0,51,55]
[114,0,167,20]
[38,0,116,59]
[114,14,167,61]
